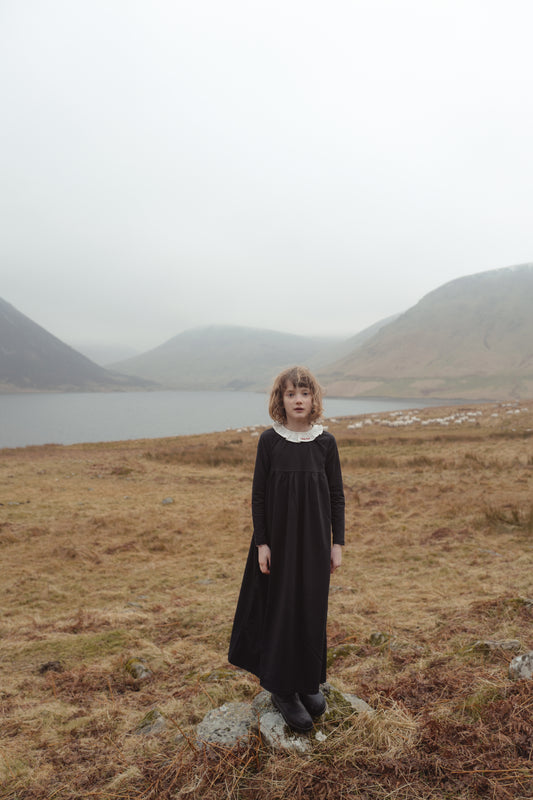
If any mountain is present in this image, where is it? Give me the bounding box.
[0,298,154,392]
[315,313,401,365]
[112,325,346,391]
[285,315,401,372]
[320,264,533,400]
[70,342,141,366]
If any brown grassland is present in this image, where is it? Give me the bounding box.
[1,401,532,799]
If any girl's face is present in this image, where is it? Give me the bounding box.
[282,381,313,430]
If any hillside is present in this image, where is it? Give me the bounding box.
[321,263,533,400]
[71,342,141,366]
[112,325,345,390]
[0,298,154,392]
[2,403,532,798]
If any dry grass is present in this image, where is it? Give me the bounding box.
[1,401,532,799]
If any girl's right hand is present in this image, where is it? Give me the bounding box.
[257,544,271,574]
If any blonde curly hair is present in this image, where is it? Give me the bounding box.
[268,366,324,425]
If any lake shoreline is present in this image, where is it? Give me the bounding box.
[0,390,460,449]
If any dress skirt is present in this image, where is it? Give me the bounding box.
[228,427,345,695]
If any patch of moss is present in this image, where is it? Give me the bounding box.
[318,684,353,730]
[461,685,504,720]
[326,643,358,667]
[510,596,533,610]
[369,632,390,647]
[124,657,152,680]
[14,629,131,669]
[136,708,166,734]
[199,667,239,682]
[0,755,31,784]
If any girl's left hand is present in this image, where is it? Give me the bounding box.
[330,543,342,574]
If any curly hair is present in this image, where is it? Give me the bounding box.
[268,366,324,425]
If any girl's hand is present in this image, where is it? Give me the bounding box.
[330,544,342,574]
[257,544,271,574]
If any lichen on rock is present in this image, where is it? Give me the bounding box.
[509,650,533,680]
[196,682,374,754]
[468,639,522,655]
[124,657,152,681]
[135,708,166,735]
[197,702,256,750]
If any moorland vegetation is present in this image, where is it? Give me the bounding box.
[1,401,532,799]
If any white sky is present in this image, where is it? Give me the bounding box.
[1,0,533,351]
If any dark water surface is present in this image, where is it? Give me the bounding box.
[0,390,442,449]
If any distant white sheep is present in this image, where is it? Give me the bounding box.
[343,406,511,432]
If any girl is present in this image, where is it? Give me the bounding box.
[228,366,345,733]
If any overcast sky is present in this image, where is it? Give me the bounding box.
[1,0,532,353]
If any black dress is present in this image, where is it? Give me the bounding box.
[228,423,345,695]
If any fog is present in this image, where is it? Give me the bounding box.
[1,0,532,353]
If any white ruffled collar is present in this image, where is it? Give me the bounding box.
[273,421,324,442]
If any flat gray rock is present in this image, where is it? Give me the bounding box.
[257,710,321,753]
[342,693,375,714]
[469,639,521,654]
[196,684,373,753]
[197,702,256,748]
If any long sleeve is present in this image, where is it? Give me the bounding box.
[326,436,345,545]
[251,432,271,546]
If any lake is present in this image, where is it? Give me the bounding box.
[0,390,443,449]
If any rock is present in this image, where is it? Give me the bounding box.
[342,692,375,714]
[511,597,533,609]
[509,651,533,680]
[38,661,63,674]
[251,690,275,713]
[135,708,166,735]
[196,683,373,754]
[256,711,313,753]
[369,632,390,646]
[321,684,374,722]
[124,657,152,681]
[197,702,256,749]
[468,639,522,655]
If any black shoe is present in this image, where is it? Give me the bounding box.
[299,691,326,717]
[271,693,313,732]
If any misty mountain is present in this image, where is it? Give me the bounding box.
[321,264,533,400]
[70,342,141,366]
[0,298,154,392]
[112,325,349,391]
[325,313,401,357]
[8,261,531,401]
